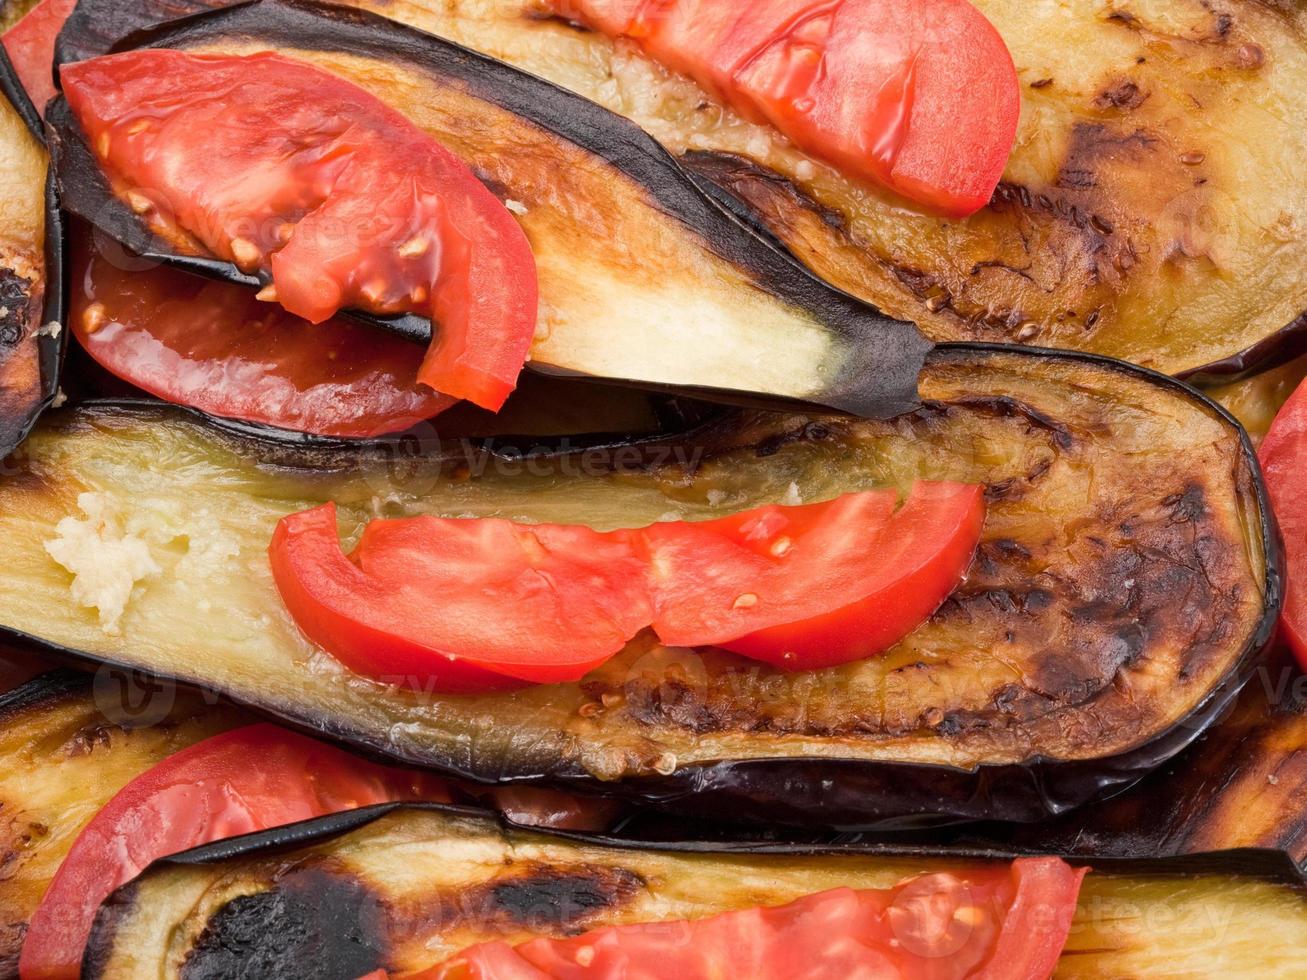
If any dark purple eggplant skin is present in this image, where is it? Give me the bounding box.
[111,801,1307,893]
[0,341,1285,832]
[619,649,1307,862]
[80,803,1307,979]
[680,150,1307,388]
[48,0,931,421]
[57,0,1307,388]
[0,46,63,458]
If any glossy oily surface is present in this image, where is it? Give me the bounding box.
[61,48,537,408]
[70,235,453,437]
[78,807,1307,979]
[0,347,1273,825]
[557,0,1019,217]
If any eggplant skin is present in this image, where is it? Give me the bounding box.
[0,671,245,975]
[56,0,1307,380]
[0,48,62,458]
[969,648,1307,866]
[0,344,1279,828]
[49,0,929,421]
[78,803,1307,980]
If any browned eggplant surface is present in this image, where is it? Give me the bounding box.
[1209,352,1307,447]
[59,0,1307,380]
[0,344,1278,828]
[49,0,929,420]
[0,47,61,458]
[81,804,1307,979]
[0,671,246,975]
[986,648,1307,865]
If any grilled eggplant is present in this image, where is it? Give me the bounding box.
[82,803,1307,979]
[49,0,927,420]
[59,0,1307,380]
[1209,353,1307,447]
[986,649,1307,864]
[0,45,61,457]
[0,342,1278,828]
[0,670,246,974]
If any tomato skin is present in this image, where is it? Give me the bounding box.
[425,856,1083,980]
[70,234,454,437]
[644,483,985,669]
[272,485,982,690]
[1,0,76,114]
[18,725,449,980]
[562,0,1020,217]
[1259,378,1307,670]
[60,50,538,410]
[268,503,653,692]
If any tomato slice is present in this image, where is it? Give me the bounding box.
[70,232,454,438]
[18,724,449,980]
[271,485,981,689]
[268,503,654,692]
[560,0,1020,217]
[644,483,985,669]
[1,0,76,115]
[424,857,1083,980]
[1259,378,1307,670]
[60,49,538,410]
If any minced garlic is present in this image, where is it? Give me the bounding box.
[44,492,160,634]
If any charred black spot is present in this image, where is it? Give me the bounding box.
[679,150,849,234]
[488,865,644,931]
[180,870,385,980]
[64,723,114,757]
[0,269,31,348]
[1095,80,1149,111]
[944,396,1074,448]
[1165,484,1207,523]
[753,420,834,458]
[392,862,647,944]
[938,588,1058,620]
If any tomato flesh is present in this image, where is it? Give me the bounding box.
[1260,379,1307,670]
[270,484,983,691]
[644,483,985,669]
[269,503,654,691]
[560,0,1020,217]
[426,857,1084,980]
[1,0,76,115]
[70,232,454,437]
[60,50,538,410]
[18,725,449,980]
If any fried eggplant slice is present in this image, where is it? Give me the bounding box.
[58,0,1307,379]
[0,45,61,457]
[48,0,928,420]
[973,649,1307,864]
[0,344,1278,827]
[81,804,1307,979]
[0,671,246,974]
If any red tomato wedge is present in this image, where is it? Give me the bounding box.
[268,503,654,692]
[558,0,1020,217]
[71,234,454,438]
[1260,378,1307,671]
[60,49,538,410]
[18,724,449,980]
[270,484,982,691]
[421,857,1083,980]
[644,483,985,669]
[1,0,76,115]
